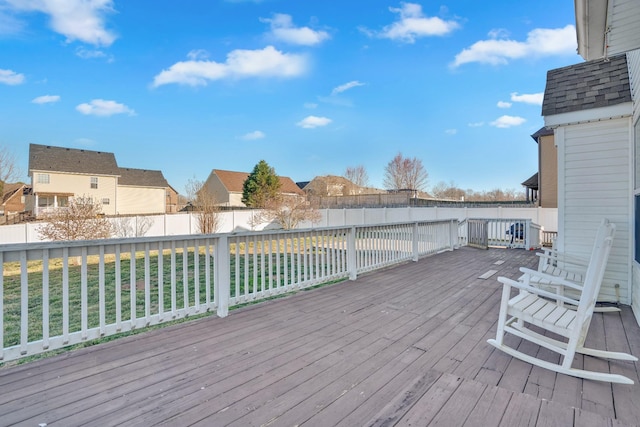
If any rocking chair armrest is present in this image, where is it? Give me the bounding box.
[497,276,582,307]
[536,250,589,268]
[518,267,585,291]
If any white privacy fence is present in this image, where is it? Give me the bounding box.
[0,207,557,244]
[0,219,458,362]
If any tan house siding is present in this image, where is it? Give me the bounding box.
[117,186,166,215]
[32,172,118,215]
[539,133,558,208]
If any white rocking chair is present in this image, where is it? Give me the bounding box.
[521,224,620,313]
[488,219,638,384]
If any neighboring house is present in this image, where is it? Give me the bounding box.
[1,183,30,216]
[529,126,557,208]
[302,175,360,197]
[28,144,176,217]
[542,0,640,324]
[202,169,305,207]
[520,173,538,204]
[116,168,172,215]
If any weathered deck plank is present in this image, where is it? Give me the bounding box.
[0,247,638,426]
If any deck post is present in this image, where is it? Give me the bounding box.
[348,226,357,280]
[450,219,458,250]
[216,235,230,318]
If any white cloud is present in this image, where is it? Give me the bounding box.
[241,130,266,140]
[510,92,544,105]
[490,115,526,128]
[152,46,307,87]
[75,46,108,59]
[4,0,117,46]
[365,2,460,43]
[452,25,576,67]
[187,49,209,60]
[445,129,457,135]
[497,101,512,109]
[261,13,329,46]
[76,99,135,117]
[32,95,60,104]
[297,115,332,129]
[0,68,25,85]
[331,80,365,95]
[452,25,577,67]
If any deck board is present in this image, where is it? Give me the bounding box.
[1,247,639,426]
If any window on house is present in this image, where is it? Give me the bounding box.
[91,177,98,189]
[58,196,69,207]
[37,174,50,184]
[37,195,54,207]
[102,198,110,205]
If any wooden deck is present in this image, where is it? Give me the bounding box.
[1,247,639,426]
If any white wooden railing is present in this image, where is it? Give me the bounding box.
[458,218,543,250]
[0,219,458,362]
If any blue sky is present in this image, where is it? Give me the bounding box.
[0,0,581,194]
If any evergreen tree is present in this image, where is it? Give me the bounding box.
[242,160,281,207]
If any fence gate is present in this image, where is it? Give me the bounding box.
[468,219,489,249]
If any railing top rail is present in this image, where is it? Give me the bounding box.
[0,218,460,252]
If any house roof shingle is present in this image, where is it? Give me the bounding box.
[542,54,631,116]
[29,144,119,176]
[213,169,304,195]
[118,168,169,188]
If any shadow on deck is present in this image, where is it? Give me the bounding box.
[1,247,638,426]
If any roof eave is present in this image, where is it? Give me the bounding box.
[575,0,609,60]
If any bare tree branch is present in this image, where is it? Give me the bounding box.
[383,153,428,191]
[37,196,113,241]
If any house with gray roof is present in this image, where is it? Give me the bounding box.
[542,47,638,318]
[28,144,176,216]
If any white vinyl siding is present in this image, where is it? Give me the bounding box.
[607,1,640,57]
[117,186,166,215]
[559,119,632,303]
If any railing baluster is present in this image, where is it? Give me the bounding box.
[182,240,189,310]
[42,249,50,349]
[99,246,105,336]
[144,243,151,324]
[62,247,69,344]
[130,243,136,328]
[158,241,164,320]
[194,240,200,312]
[81,247,88,340]
[20,251,28,355]
[171,240,176,317]
[115,245,122,331]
